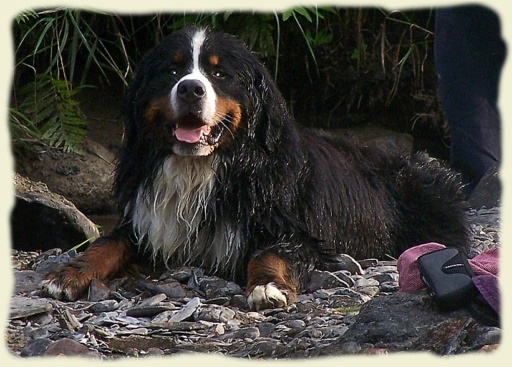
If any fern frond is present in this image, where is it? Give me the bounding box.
[11,74,87,153]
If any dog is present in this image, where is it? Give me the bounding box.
[42,26,469,311]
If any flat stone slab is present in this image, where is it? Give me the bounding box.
[10,296,53,319]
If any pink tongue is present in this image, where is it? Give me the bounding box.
[175,127,203,143]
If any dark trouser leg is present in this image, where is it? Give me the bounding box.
[434,5,506,195]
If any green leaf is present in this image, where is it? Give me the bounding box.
[282,7,313,23]
[282,10,293,21]
[294,7,313,22]
[11,74,87,154]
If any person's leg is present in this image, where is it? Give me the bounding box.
[434,5,506,196]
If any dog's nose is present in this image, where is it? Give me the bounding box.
[177,79,206,103]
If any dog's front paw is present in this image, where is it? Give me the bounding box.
[246,282,291,311]
[41,264,94,301]
[246,252,299,311]
[41,237,133,301]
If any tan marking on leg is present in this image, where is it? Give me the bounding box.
[42,238,133,301]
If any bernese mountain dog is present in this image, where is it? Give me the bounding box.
[42,26,469,310]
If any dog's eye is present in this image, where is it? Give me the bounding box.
[212,70,225,79]
[170,69,178,76]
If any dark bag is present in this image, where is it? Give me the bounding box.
[417,247,499,327]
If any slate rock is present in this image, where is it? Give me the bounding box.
[357,258,379,269]
[35,250,77,276]
[204,296,231,306]
[413,317,501,354]
[6,201,501,359]
[229,294,249,309]
[13,270,43,295]
[321,254,364,274]
[140,280,187,299]
[140,293,167,306]
[379,281,399,292]
[88,300,119,314]
[323,291,500,355]
[468,162,500,209]
[412,317,474,355]
[199,276,244,299]
[19,338,53,357]
[219,326,260,340]
[87,278,111,301]
[169,297,201,322]
[43,338,102,358]
[126,305,177,318]
[305,270,351,293]
[10,296,52,319]
[248,339,288,358]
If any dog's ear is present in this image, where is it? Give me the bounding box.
[115,77,142,210]
[248,64,294,151]
[120,77,139,148]
[121,50,159,143]
[116,48,164,210]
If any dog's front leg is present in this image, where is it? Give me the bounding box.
[41,235,133,301]
[246,252,299,311]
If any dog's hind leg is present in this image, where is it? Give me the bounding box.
[41,236,133,301]
[245,252,299,311]
[394,152,470,254]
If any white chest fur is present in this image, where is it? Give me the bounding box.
[130,155,242,275]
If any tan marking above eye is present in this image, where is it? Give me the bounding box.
[208,54,220,66]
[173,53,183,63]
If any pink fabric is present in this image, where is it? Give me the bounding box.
[397,243,445,292]
[470,246,499,276]
[397,243,499,292]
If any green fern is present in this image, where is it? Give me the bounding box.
[11,74,87,153]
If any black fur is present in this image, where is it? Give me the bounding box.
[113,26,469,288]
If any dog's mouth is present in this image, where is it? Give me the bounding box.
[170,113,227,156]
[174,121,223,146]
[144,94,242,156]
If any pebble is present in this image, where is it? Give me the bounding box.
[88,300,119,313]
[195,304,237,323]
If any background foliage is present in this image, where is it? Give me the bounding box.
[10,7,447,156]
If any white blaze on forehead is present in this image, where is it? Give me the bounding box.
[170,29,217,123]
[192,29,206,72]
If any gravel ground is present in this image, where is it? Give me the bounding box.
[6,207,500,359]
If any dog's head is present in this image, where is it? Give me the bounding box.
[116,26,293,207]
[124,26,280,157]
